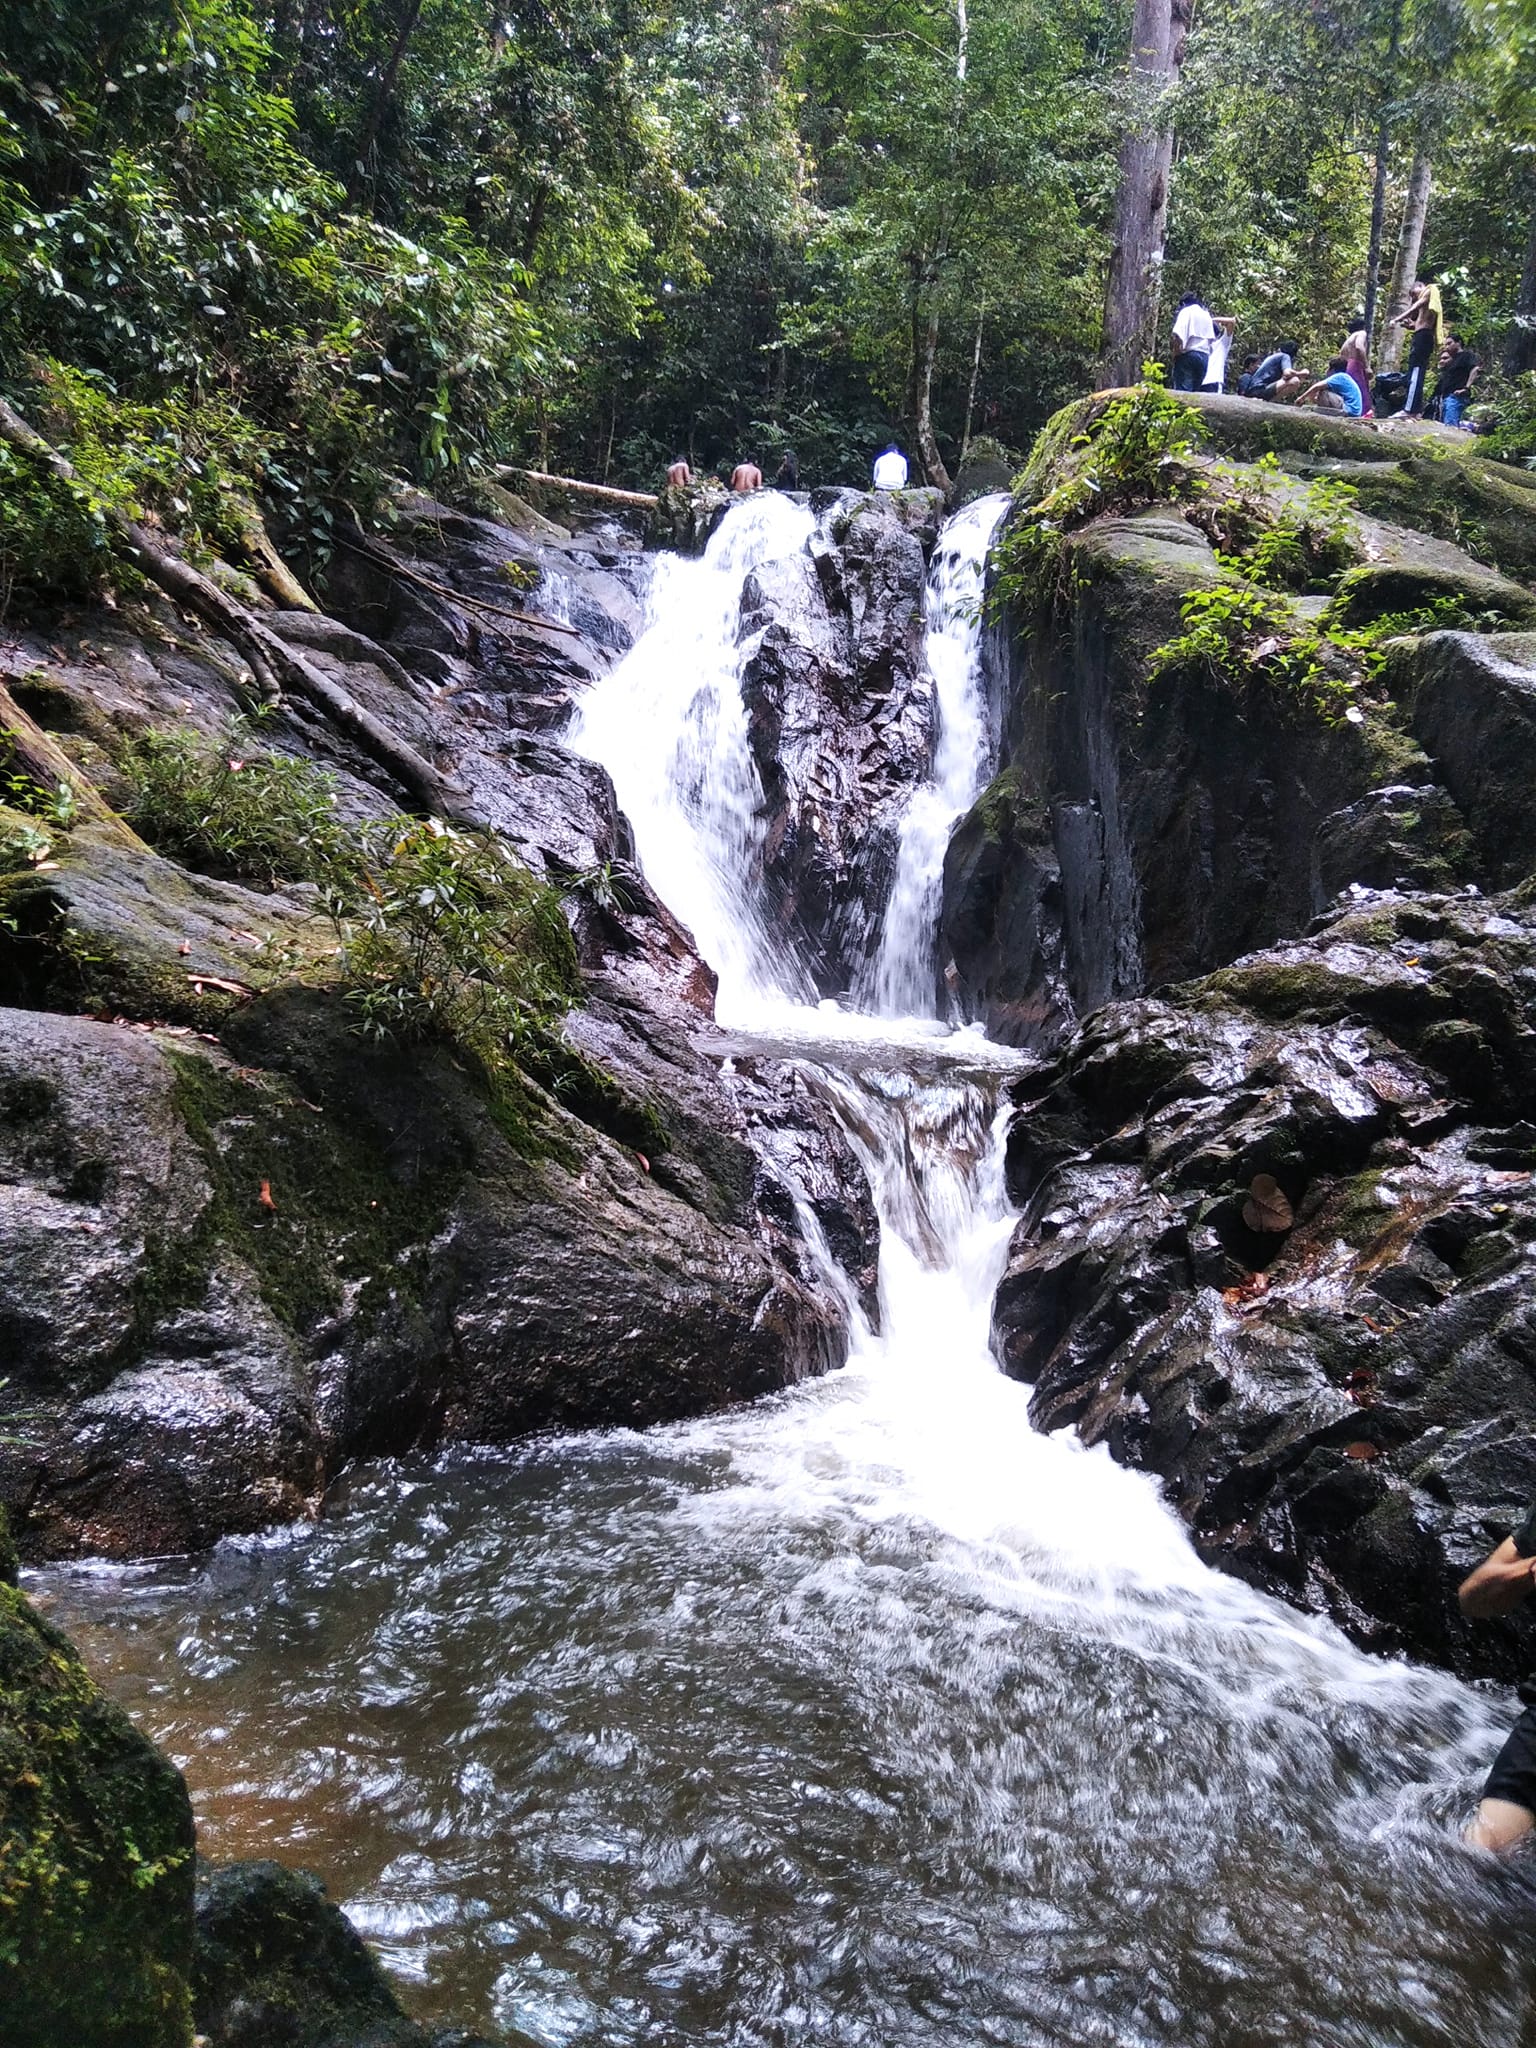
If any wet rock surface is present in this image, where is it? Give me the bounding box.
[193,1860,505,2048]
[741,491,943,994]
[0,489,880,1564]
[992,886,1536,1678]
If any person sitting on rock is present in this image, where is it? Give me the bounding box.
[1459,1515,1536,1852]
[666,457,692,488]
[872,442,909,490]
[730,458,763,493]
[1293,355,1365,417]
[1235,352,1263,397]
[1249,342,1305,402]
[1432,335,1480,428]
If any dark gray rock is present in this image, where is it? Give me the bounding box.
[990,885,1536,1681]
[741,494,934,994]
[1392,630,1536,888]
[1313,783,1475,899]
[194,1859,506,2048]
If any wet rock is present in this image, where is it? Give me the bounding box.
[991,885,1536,1679]
[193,1860,504,2048]
[1313,784,1474,899]
[0,1520,197,2047]
[939,765,1072,1049]
[741,493,934,994]
[1390,631,1536,888]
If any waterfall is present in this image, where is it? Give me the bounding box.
[857,491,1010,1018]
[567,492,817,1022]
[43,492,1525,2045]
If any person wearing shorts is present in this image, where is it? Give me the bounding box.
[1460,1505,1536,1851]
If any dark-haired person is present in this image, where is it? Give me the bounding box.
[1250,342,1303,402]
[1235,352,1262,397]
[1170,294,1218,391]
[1294,355,1365,417]
[1432,336,1480,428]
[1459,1512,1536,1852]
[1202,314,1238,392]
[730,458,763,493]
[1341,317,1374,417]
[1392,280,1442,417]
[775,448,800,489]
[666,456,692,488]
[872,442,909,490]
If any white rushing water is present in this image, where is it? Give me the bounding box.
[40,493,1531,2045]
[857,491,1010,1018]
[568,492,818,1020]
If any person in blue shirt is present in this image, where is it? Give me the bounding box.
[1295,355,1365,417]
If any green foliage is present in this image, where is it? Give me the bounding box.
[1149,580,1361,725]
[1212,476,1360,591]
[1476,371,1536,465]
[326,815,579,1108]
[0,738,79,833]
[121,716,352,888]
[992,383,1207,614]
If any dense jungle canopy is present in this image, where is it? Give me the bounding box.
[1,0,1534,595]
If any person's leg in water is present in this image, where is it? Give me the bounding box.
[1467,1704,1536,1853]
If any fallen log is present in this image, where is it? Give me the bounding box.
[0,397,456,817]
[499,467,659,512]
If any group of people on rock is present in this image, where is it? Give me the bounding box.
[1171,285,1479,427]
[664,441,913,496]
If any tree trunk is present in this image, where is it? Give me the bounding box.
[960,297,986,465]
[1506,201,1536,378]
[0,681,148,852]
[1360,0,1405,355]
[915,298,951,494]
[1098,0,1191,387]
[351,0,426,195]
[0,399,455,817]
[1377,151,1433,373]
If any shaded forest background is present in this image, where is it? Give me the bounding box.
[1,0,1533,599]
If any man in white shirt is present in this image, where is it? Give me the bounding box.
[872,443,909,490]
[1170,296,1218,391]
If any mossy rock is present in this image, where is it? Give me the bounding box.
[0,1517,196,2047]
[0,824,328,1025]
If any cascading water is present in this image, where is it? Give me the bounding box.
[856,491,1009,1019]
[568,493,817,1020]
[38,497,1536,2045]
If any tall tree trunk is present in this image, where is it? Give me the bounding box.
[351,0,426,197]
[915,297,951,494]
[1377,151,1433,373]
[1506,202,1536,377]
[1360,0,1405,355]
[1098,0,1192,387]
[960,296,986,464]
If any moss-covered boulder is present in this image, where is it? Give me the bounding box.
[192,1860,502,2048]
[0,1512,196,2047]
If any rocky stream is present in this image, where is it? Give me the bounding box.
[6,395,1536,2045]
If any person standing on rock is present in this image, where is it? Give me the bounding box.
[1459,1518,1536,1851]
[730,458,763,493]
[666,456,692,488]
[872,442,909,490]
[775,448,800,489]
[1170,294,1218,391]
[1392,280,1442,418]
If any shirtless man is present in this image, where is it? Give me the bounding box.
[730,459,763,493]
[1459,1513,1536,1851]
[666,457,692,488]
[1392,280,1441,418]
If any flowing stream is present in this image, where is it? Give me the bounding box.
[37,498,1536,2045]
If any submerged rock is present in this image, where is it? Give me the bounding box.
[193,1860,505,2048]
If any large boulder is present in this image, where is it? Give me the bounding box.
[740,491,941,995]
[990,885,1536,1679]
[0,1513,197,2047]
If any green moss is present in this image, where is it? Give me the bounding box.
[0,1576,195,2047]
[1329,1168,1392,1249]
[518,1028,669,1160]
[145,1047,464,1341]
